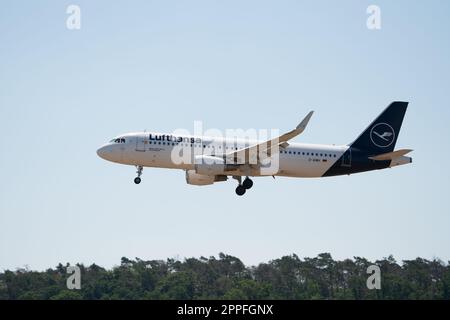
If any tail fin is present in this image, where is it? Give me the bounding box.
[350,101,408,154]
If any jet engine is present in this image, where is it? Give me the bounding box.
[185,169,227,186]
[185,170,215,185]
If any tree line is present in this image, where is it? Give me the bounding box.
[1,253,449,300]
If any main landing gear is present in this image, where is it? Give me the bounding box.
[134,165,143,184]
[233,176,253,196]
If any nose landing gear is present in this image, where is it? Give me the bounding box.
[134,166,143,184]
[233,176,254,196]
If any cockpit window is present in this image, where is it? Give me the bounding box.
[110,138,126,143]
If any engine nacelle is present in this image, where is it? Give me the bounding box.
[194,155,227,175]
[185,170,216,186]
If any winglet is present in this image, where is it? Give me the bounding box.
[296,111,314,133]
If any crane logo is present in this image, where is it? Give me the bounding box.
[370,123,395,148]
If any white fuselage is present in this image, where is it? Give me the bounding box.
[97,132,349,178]
[96,102,412,195]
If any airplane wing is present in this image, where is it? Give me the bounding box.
[224,111,314,164]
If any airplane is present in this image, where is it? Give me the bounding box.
[97,101,412,196]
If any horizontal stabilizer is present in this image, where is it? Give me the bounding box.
[369,149,413,161]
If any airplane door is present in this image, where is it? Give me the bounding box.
[341,148,352,167]
[135,135,147,152]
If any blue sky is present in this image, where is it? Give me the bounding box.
[1,0,449,270]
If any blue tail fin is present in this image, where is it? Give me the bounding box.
[350,101,408,154]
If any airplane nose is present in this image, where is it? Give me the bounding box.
[97,146,109,160]
[97,144,122,163]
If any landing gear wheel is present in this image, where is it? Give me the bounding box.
[243,177,253,189]
[134,165,143,184]
[235,185,246,196]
